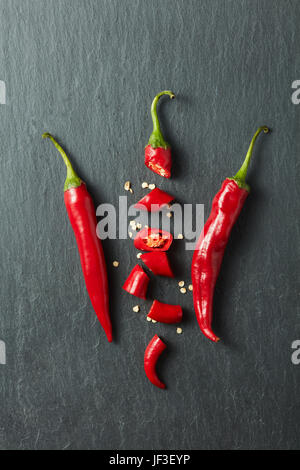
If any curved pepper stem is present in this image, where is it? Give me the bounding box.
[233,126,270,191]
[148,90,175,149]
[42,133,82,191]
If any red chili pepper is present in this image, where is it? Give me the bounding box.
[43,133,112,342]
[192,127,269,342]
[134,228,173,252]
[141,252,174,277]
[134,187,174,212]
[144,334,167,389]
[145,90,175,178]
[148,300,182,324]
[122,265,150,299]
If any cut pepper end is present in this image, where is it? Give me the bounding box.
[146,161,171,178]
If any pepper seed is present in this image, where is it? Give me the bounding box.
[166,212,172,218]
[177,233,184,239]
[142,182,148,189]
[137,253,142,259]
[148,183,156,190]
[177,327,183,334]
[178,281,185,287]
[151,319,157,323]
[146,316,152,322]
[133,305,140,313]
[124,181,131,191]
[112,261,119,267]
[180,287,187,294]
[188,284,193,291]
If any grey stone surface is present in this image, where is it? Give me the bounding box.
[0,0,299,450]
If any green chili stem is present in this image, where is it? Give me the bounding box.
[42,133,82,191]
[233,126,269,190]
[148,90,175,149]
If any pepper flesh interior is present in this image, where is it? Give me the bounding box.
[144,233,168,248]
[147,161,169,178]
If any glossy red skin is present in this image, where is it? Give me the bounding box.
[192,179,248,342]
[122,265,150,299]
[64,183,112,342]
[134,187,174,212]
[144,334,167,389]
[141,252,174,277]
[145,145,172,178]
[148,300,182,324]
[134,228,173,252]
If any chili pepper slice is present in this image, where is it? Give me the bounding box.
[192,127,269,343]
[144,334,167,389]
[141,252,174,277]
[134,228,173,252]
[122,265,150,299]
[145,90,175,178]
[134,187,174,212]
[42,133,112,342]
[148,300,182,324]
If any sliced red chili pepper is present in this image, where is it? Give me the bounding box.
[145,90,175,178]
[148,300,182,324]
[141,252,174,277]
[192,127,269,343]
[134,187,174,212]
[134,228,173,252]
[43,133,112,342]
[144,334,167,389]
[122,265,150,299]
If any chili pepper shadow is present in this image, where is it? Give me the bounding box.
[211,136,269,349]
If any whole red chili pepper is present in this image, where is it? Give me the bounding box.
[192,127,269,343]
[43,133,112,342]
[134,187,174,212]
[148,300,182,324]
[144,334,167,389]
[122,265,150,299]
[145,90,175,178]
[140,252,174,277]
[134,228,173,252]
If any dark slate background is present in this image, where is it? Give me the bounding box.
[0,0,299,450]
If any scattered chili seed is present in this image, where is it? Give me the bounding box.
[188,284,193,291]
[129,232,133,238]
[180,287,187,294]
[137,253,142,259]
[151,319,157,323]
[176,327,183,334]
[166,212,172,218]
[133,305,140,313]
[142,182,148,189]
[178,281,185,287]
[136,223,142,229]
[148,183,156,190]
[124,181,131,191]
[130,220,136,226]
[177,233,184,239]
[147,316,152,322]
[129,188,134,194]
[113,261,119,267]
